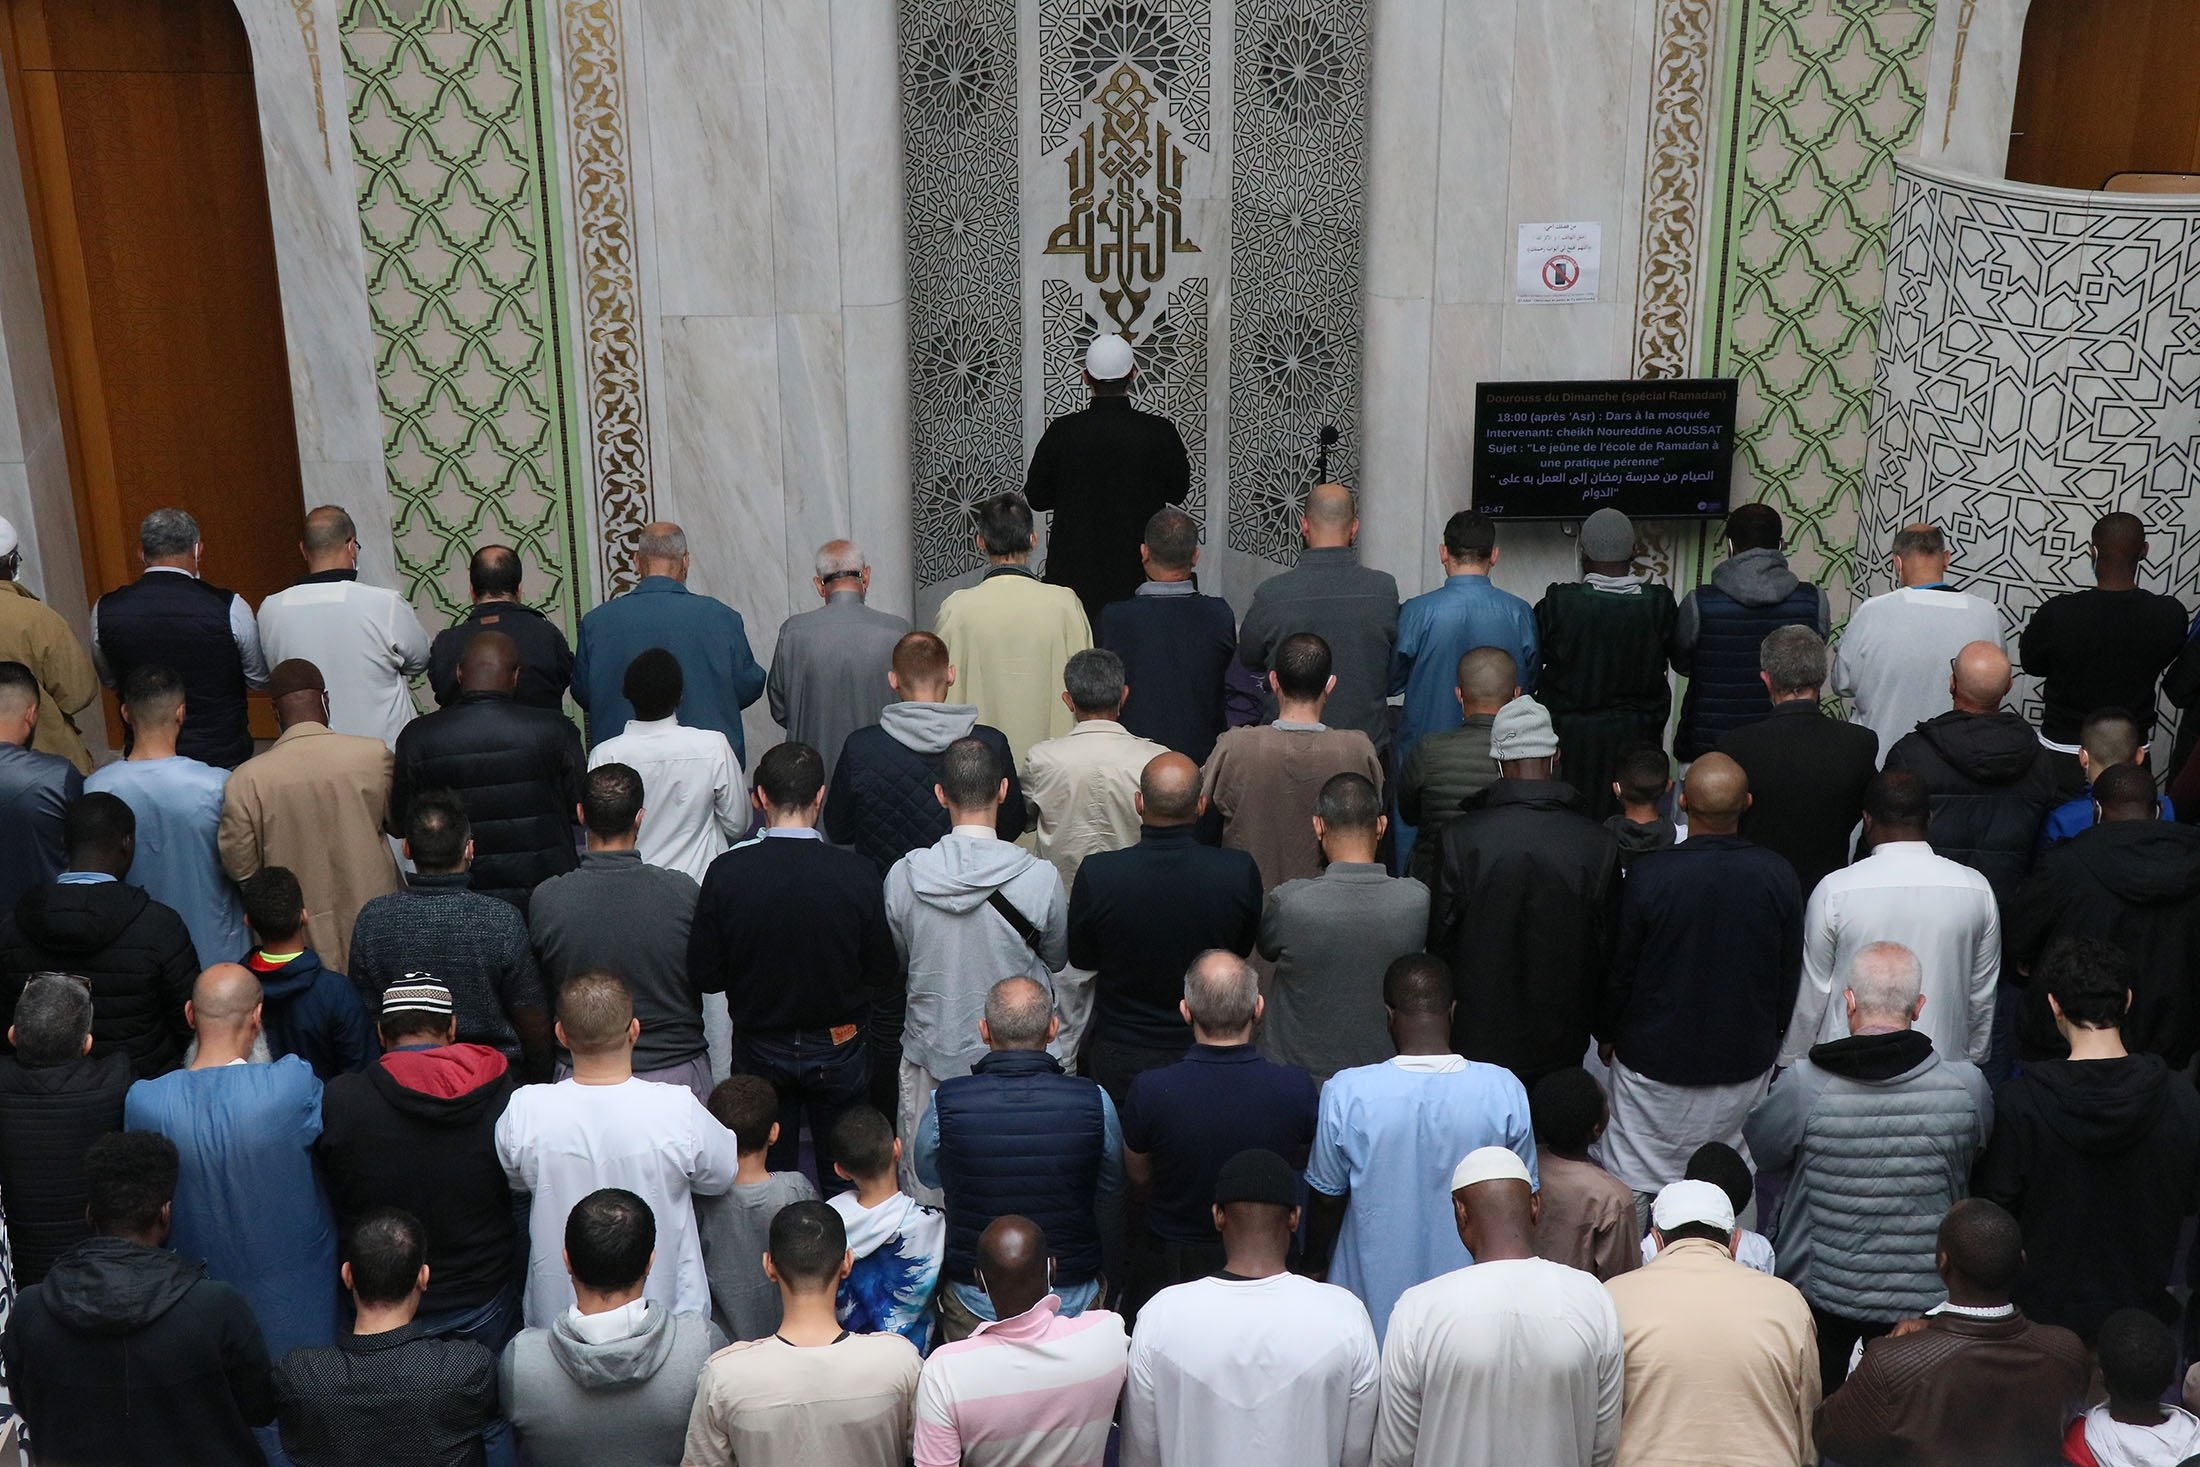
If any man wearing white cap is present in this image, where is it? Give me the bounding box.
[1024,333,1192,624]
[0,514,99,773]
[1605,1180,1819,1466]
[1373,1145,1622,1467]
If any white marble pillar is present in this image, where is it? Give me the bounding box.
[1918,0,2032,180]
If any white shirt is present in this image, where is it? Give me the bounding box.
[258,576,432,748]
[589,716,747,882]
[1782,841,2000,1067]
[1372,1257,1624,1467]
[495,1076,739,1327]
[1123,1272,1379,1467]
[1830,586,2003,765]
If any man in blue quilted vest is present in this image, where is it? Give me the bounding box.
[913,975,1123,1343]
[1671,504,1830,761]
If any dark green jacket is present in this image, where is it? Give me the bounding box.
[1398,715,1500,886]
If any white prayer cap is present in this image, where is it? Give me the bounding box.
[1651,1179,1737,1235]
[1086,333,1135,382]
[1450,1146,1533,1193]
[0,516,17,558]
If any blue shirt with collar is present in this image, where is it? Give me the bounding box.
[571,576,766,763]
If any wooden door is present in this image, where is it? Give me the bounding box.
[1,0,304,737]
[2008,0,2200,189]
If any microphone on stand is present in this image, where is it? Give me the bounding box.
[1315,424,1341,482]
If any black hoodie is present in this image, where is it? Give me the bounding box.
[2010,818,2200,1065]
[1975,1053,2200,1339]
[2,1234,274,1466]
[1883,709,2058,908]
[0,880,197,1078]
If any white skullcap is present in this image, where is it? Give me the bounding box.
[1450,1146,1533,1193]
[0,516,17,558]
[1086,333,1135,382]
[1651,1179,1736,1235]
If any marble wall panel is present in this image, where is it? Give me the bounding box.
[640,0,773,320]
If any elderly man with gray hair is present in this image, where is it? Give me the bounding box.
[1120,951,1318,1303]
[767,539,910,786]
[1744,939,1994,1398]
[0,972,132,1285]
[1718,623,1880,895]
[1021,649,1167,891]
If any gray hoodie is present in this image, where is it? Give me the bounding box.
[881,699,980,753]
[887,830,1074,1077]
[1673,546,1832,655]
[500,1302,724,1467]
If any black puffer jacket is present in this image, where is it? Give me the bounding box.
[0,882,196,1077]
[0,1051,130,1285]
[391,690,585,904]
[823,701,1025,877]
[1883,710,2056,909]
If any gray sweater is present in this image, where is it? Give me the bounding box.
[527,850,705,1071]
[1256,862,1429,1081]
[501,1303,725,1467]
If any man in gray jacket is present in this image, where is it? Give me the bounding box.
[502,1187,724,1467]
[1744,940,1993,1398]
[766,540,910,787]
[887,736,1074,1198]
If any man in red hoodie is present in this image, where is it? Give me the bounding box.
[314,976,519,1348]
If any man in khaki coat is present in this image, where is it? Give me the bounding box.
[1020,648,1166,891]
[934,493,1092,762]
[217,658,399,971]
[0,517,99,773]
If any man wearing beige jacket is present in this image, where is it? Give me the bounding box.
[217,658,400,972]
[934,494,1092,762]
[1020,649,1165,891]
[0,517,98,773]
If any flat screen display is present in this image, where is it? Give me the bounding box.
[1471,378,1739,521]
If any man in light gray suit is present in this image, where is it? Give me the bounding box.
[766,540,910,785]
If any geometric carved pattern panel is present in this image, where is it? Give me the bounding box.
[340,0,587,628]
[1631,0,1717,380]
[1040,0,1210,155]
[1227,0,1368,564]
[1702,0,1934,605]
[1862,165,2200,720]
[902,0,1024,589]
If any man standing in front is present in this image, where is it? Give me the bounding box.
[1099,506,1241,763]
[935,492,1095,758]
[0,514,99,772]
[1021,648,1167,892]
[1238,483,1400,753]
[257,504,432,749]
[768,539,909,786]
[1428,695,1621,1086]
[1596,755,1802,1204]
[573,522,765,760]
[496,970,738,1328]
[1373,1148,1623,1467]
[0,657,83,913]
[1670,503,1832,761]
[218,658,401,972]
[1605,1180,1820,1465]
[1831,523,2002,762]
[429,545,574,710]
[1024,332,1192,623]
[1719,625,1879,896]
[91,507,269,768]
[1305,955,1536,1343]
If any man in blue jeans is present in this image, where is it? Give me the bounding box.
[690,742,898,1193]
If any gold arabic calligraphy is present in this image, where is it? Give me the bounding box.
[1044,63,1200,341]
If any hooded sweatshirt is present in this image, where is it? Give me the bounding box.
[887,831,1070,1078]
[823,701,1027,877]
[316,1042,516,1312]
[2067,1404,2200,1467]
[1883,709,2057,908]
[0,879,197,1078]
[248,948,377,1081]
[2012,819,2200,1066]
[1673,547,1830,758]
[828,1188,946,1349]
[3,1234,275,1467]
[500,1300,724,1467]
[1975,1054,2200,1339]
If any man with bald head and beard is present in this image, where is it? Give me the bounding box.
[127,964,340,1364]
[1596,753,1803,1206]
[394,629,586,908]
[1070,752,1262,1102]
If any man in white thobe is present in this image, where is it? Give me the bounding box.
[257,505,431,749]
[587,645,747,884]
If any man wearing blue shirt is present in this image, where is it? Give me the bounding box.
[2039,707,2174,851]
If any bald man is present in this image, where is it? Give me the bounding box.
[428,545,575,712]
[2021,511,2187,793]
[220,658,401,972]
[1020,648,1167,892]
[1596,754,1803,1202]
[767,539,910,788]
[1069,754,1263,1102]
[572,522,766,760]
[258,504,432,749]
[125,963,341,1360]
[1237,484,1402,751]
[1831,522,2002,764]
[392,630,586,907]
[1883,640,2057,914]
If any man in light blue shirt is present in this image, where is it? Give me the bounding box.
[84,663,248,965]
[1390,512,1536,871]
[1305,953,1536,1343]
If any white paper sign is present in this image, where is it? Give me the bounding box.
[1516,221,1602,305]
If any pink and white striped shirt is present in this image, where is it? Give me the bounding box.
[913,1295,1128,1467]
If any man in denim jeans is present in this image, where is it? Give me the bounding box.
[690,742,898,1193]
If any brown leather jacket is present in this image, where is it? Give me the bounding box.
[1814,1309,2088,1467]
